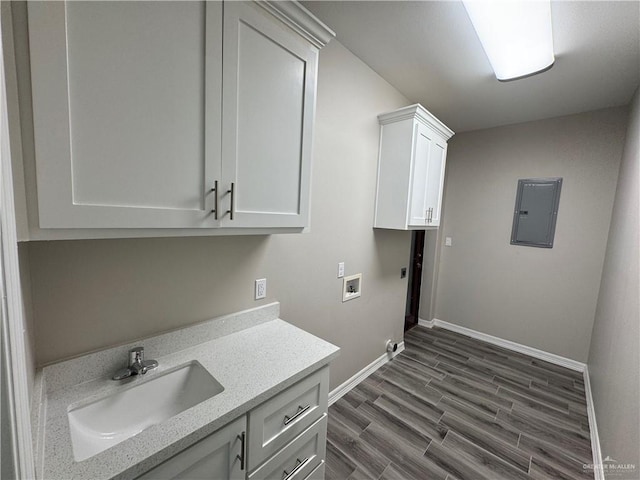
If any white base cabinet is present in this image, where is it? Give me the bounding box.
[374,104,454,230]
[135,366,329,480]
[21,1,334,239]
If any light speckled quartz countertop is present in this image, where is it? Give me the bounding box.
[33,303,339,480]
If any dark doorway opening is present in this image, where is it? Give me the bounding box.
[405,230,425,331]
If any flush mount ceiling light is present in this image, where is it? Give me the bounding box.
[463,0,555,81]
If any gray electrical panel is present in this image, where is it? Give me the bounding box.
[510,178,562,248]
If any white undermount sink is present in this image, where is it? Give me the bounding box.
[68,360,224,462]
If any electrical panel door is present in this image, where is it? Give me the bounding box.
[510,178,562,248]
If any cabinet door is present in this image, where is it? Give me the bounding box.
[424,134,447,227]
[28,1,222,228]
[137,416,246,480]
[407,123,432,226]
[407,124,447,227]
[222,2,317,228]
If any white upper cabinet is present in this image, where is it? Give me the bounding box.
[374,104,454,230]
[24,1,333,237]
[222,2,316,228]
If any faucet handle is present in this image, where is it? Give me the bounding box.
[140,359,159,375]
[129,346,144,366]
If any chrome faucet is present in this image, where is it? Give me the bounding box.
[112,347,158,380]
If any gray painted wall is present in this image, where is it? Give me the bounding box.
[430,107,628,362]
[588,89,639,475]
[23,40,411,389]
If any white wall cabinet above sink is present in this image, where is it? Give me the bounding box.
[21,1,334,240]
[374,104,454,230]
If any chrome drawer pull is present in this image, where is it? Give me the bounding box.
[283,404,311,425]
[282,457,310,480]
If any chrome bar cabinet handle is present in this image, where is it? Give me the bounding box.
[211,180,218,220]
[282,457,310,480]
[236,431,246,471]
[227,183,235,220]
[283,404,311,425]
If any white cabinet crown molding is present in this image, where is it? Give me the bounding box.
[255,1,335,49]
[378,103,454,140]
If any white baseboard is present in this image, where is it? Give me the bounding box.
[422,318,586,372]
[583,366,604,480]
[418,317,435,328]
[328,342,404,406]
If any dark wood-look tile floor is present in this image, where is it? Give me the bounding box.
[326,326,594,480]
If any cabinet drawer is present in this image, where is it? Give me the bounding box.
[248,415,327,480]
[248,366,328,471]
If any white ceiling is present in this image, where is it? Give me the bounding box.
[303,1,640,132]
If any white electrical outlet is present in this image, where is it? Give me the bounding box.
[338,262,345,278]
[445,236,453,247]
[255,278,267,300]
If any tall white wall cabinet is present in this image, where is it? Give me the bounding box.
[21,1,333,239]
[374,104,454,230]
